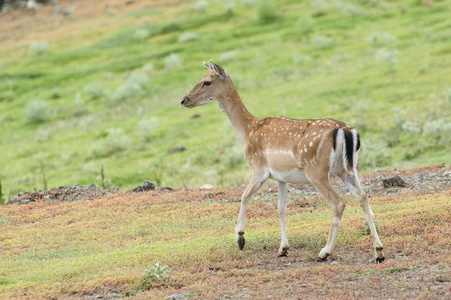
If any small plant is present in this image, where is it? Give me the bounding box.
[28,40,49,56]
[143,263,169,285]
[193,0,208,11]
[125,263,176,296]
[361,216,380,236]
[257,0,278,23]
[133,29,150,42]
[293,53,312,64]
[219,51,235,63]
[296,16,313,37]
[126,72,150,86]
[164,53,183,70]
[84,82,107,100]
[401,120,421,135]
[366,32,397,48]
[361,141,391,168]
[178,32,201,43]
[375,48,398,72]
[110,82,143,102]
[244,0,255,7]
[311,0,329,17]
[335,0,360,16]
[24,99,51,123]
[225,1,235,17]
[423,119,451,146]
[311,35,333,50]
[110,72,148,103]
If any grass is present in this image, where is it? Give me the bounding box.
[0,0,451,202]
[0,186,449,298]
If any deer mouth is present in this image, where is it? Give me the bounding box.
[180,96,195,108]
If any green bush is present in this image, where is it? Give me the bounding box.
[109,72,149,102]
[311,35,333,50]
[366,32,397,48]
[24,99,50,123]
[133,29,150,42]
[84,82,107,100]
[28,41,49,56]
[164,53,183,70]
[311,0,329,17]
[423,120,451,145]
[178,32,201,43]
[193,0,208,11]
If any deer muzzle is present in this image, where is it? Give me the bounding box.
[181,96,189,106]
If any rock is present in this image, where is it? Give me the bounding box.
[167,147,186,154]
[381,175,406,188]
[159,187,174,191]
[88,183,101,189]
[200,184,213,190]
[132,180,156,192]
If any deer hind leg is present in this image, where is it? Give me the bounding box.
[277,181,289,257]
[341,172,385,262]
[235,170,268,251]
[308,174,346,261]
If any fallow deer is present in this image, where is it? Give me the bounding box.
[181,60,385,262]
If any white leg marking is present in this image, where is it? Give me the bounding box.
[278,181,289,256]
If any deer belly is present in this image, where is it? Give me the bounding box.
[269,168,310,184]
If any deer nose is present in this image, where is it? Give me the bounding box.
[181,96,189,106]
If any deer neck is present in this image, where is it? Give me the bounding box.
[217,83,259,143]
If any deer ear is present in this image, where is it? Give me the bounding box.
[203,61,213,70]
[210,60,228,79]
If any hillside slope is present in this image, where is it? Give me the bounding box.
[1,0,451,201]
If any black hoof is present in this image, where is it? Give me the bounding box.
[316,254,329,262]
[376,256,385,263]
[238,233,245,250]
[279,247,289,257]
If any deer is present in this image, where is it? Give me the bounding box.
[181,60,385,263]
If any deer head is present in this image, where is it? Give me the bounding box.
[181,60,230,108]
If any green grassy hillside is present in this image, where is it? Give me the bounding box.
[1,0,450,201]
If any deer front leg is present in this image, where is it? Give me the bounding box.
[235,171,268,250]
[278,181,289,256]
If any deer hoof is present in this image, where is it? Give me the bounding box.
[375,256,385,263]
[237,232,245,250]
[316,253,329,262]
[278,247,289,257]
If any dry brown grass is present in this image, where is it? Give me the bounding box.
[1,173,450,299]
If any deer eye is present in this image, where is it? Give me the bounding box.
[202,81,212,87]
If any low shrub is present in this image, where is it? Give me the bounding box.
[178,32,201,43]
[24,99,50,123]
[311,35,333,50]
[164,53,183,70]
[193,0,208,11]
[28,41,49,56]
[84,82,107,100]
[133,29,150,42]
